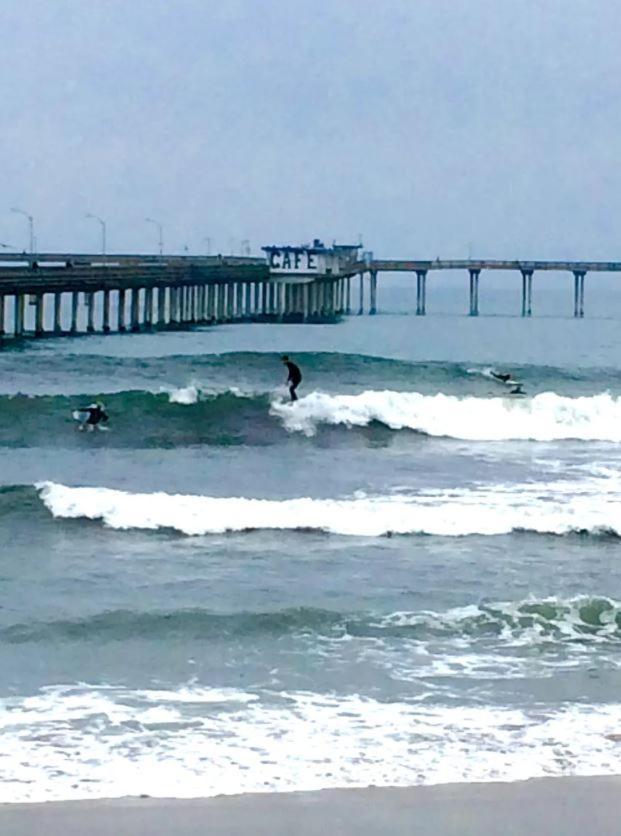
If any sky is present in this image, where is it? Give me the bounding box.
[1,0,620,259]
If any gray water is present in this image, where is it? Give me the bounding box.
[2,281,621,802]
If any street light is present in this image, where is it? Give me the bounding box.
[11,207,34,254]
[85,213,107,257]
[145,217,164,256]
[203,236,211,256]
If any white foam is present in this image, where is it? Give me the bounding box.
[270,389,621,441]
[34,476,621,537]
[1,683,621,803]
[162,384,265,405]
[166,384,200,405]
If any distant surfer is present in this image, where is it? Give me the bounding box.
[509,384,525,395]
[74,402,109,431]
[282,356,302,402]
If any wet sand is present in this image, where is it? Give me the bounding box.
[1,776,620,835]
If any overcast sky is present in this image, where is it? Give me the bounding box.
[1,0,620,259]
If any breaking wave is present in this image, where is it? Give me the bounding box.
[4,597,621,645]
[271,390,621,441]
[36,477,621,537]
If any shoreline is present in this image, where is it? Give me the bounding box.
[1,776,620,835]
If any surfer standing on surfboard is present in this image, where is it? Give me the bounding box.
[75,402,109,431]
[281,356,302,402]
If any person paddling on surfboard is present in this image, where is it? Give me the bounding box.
[76,402,109,431]
[491,371,512,383]
[281,356,302,402]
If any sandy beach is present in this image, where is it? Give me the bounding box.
[1,776,620,836]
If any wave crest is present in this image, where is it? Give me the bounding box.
[270,390,621,441]
[36,478,621,538]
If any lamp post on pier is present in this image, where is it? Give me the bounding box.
[11,207,35,255]
[145,217,164,256]
[203,237,211,256]
[85,213,107,258]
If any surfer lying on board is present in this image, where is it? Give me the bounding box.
[282,356,302,402]
[491,371,512,383]
[76,402,109,431]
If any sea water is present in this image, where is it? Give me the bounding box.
[1,280,621,802]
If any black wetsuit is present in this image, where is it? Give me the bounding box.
[491,372,511,383]
[285,361,302,402]
[80,406,109,426]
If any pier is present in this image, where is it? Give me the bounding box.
[355,259,618,318]
[0,248,617,340]
[0,250,355,339]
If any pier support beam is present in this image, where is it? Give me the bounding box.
[207,284,215,322]
[54,293,62,335]
[118,289,126,331]
[0,296,5,336]
[521,270,533,317]
[71,292,79,334]
[358,272,365,315]
[573,271,586,318]
[469,269,480,316]
[346,277,351,314]
[86,293,95,333]
[130,288,140,332]
[144,287,153,328]
[102,290,110,333]
[157,287,166,327]
[14,294,25,336]
[369,271,378,315]
[34,294,44,336]
[416,270,427,315]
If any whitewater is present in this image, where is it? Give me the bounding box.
[5,305,621,806]
[271,389,621,441]
[36,474,621,537]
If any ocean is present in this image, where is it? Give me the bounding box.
[2,279,621,803]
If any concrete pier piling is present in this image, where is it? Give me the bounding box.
[416,270,427,316]
[573,271,585,318]
[521,270,533,317]
[469,269,480,317]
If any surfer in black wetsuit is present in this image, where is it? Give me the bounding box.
[77,402,109,430]
[491,371,512,383]
[282,356,302,402]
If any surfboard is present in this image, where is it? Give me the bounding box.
[72,410,110,431]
